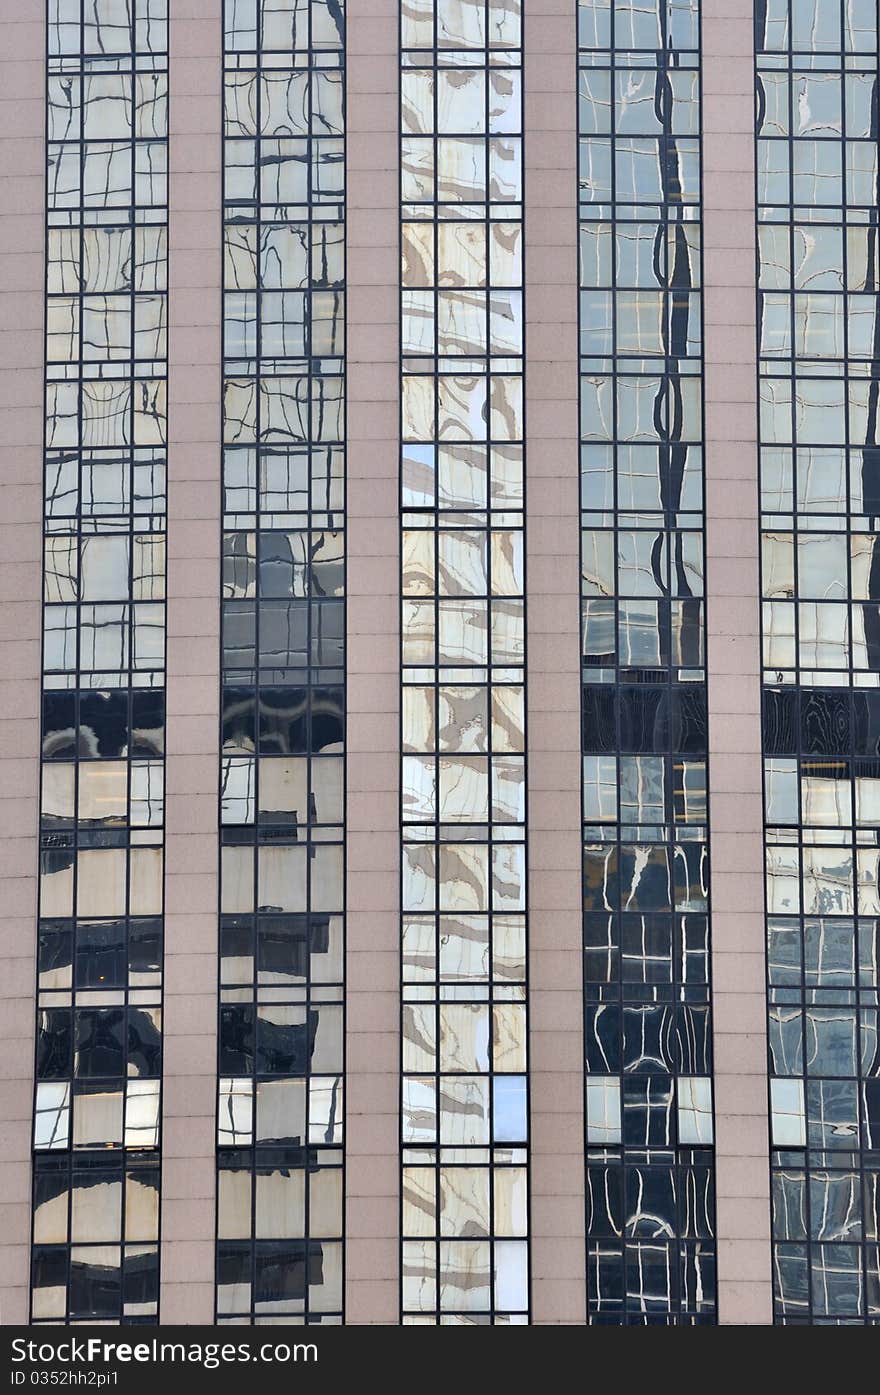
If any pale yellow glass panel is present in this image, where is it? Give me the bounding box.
[440,1003,490,1072]
[491,685,524,753]
[40,859,74,918]
[494,1167,528,1236]
[439,598,488,664]
[78,761,127,823]
[42,763,75,821]
[33,1188,69,1245]
[129,847,162,915]
[438,531,486,596]
[402,1239,436,1312]
[437,69,485,134]
[403,1003,437,1073]
[256,1078,304,1145]
[402,289,435,354]
[493,1002,526,1072]
[438,223,486,288]
[490,529,523,595]
[437,138,485,201]
[438,289,486,355]
[71,1179,121,1243]
[402,375,436,441]
[439,843,489,912]
[489,222,521,286]
[256,1168,305,1239]
[401,137,435,200]
[403,1167,436,1238]
[439,444,488,507]
[492,754,524,822]
[221,844,255,914]
[402,597,436,665]
[440,1167,489,1237]
[402,754,437,821]
[258,845,307,912]
[403,685,436,753]
[402,915,436,981]
[311,844,343,912]
[73,1088,123,1149]
[439,1077,490,1146]
[126,1174,160,1242]
[438,375,486,441]
[309,1168,343,1237]
[438,756,489,821]
[77,847,126,917]
[402,529,436,595]
[439,914,489,980]
[217,1167,252,1240]
[438,686,488,752]
[403,843,437,912]
[439,1240,491,1311]
[489,374,523,440]
[401,69,434,136]
[403,222,435,287]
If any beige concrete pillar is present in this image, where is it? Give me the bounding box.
[159,0,222,1323]
[344,0,400,1325]
[703,0,773,1325]
[0,0,43,1329]
[524,0,586,1327]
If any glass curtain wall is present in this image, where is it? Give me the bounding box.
[756,0,880,1324]
[399,0,531,1324]
[216,0,346,1324]
[32,0,169,1325]
[578,0,717,1324]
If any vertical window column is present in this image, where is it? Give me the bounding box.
[0,0,47,1326]
[756,0,880,1324]
[399,0,530,1324]
[216,0,346,1325]
[578,0,717,1324]
[32,0,168,1325]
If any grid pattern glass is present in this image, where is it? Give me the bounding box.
[578,0,717,1324]
[31,0,168,1325]
[399,0,530,1324]
[215,0,346,1324]
[756,0,880,1324]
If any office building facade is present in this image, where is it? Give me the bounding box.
[0,0,877,1327]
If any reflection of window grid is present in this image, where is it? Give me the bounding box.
[217,0,346,1325]
[757,1,880,1324]
[32,0,169,1326]
[214,909,345,1322]
[765,773,880,1321]
[399,1,530,1324]
[578,0,717,1324]
[31,1152,162,1324]
[757,23,880,689]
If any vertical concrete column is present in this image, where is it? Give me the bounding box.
[524,0,586,1326]
[703,0,773,1325]
[159,0,222,1323]
[0,0,43,1328]
[345,0,400,1324]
